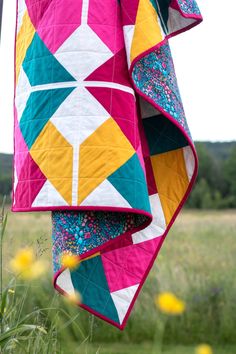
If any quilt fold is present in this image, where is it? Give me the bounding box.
[12,0,202,329]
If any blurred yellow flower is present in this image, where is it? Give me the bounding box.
[65,290,82,305]
[24,261,46,279]
[8,289,15,294]
[155,292,185,315]
[195,344,213,354]
[10,247,46,280]
[61,253,80,270]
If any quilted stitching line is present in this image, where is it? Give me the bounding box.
[16,81,135,96]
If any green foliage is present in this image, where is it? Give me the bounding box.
[1,200,236,352]
[185,141,236,208]
[0,200,95,353]
[0,154,12,178]
[224,147,236,197]
[2,208,236,352]
[0,177,12,198]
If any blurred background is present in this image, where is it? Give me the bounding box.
[0,0,236,353]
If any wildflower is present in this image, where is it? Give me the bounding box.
[155,292,185,315]
[65,290,82,305]
[195,344,213,354]
[61,252,80,270]
[10,247,46,280]
[8,288,15,294]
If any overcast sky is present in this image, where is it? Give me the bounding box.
[0,0,235,154]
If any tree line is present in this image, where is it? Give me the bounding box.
[0,141,235,209]
[186,142,236,209]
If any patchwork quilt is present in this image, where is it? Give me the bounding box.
[13,0,202,329]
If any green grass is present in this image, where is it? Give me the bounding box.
[1,209,236,353]
[80,344,236,354]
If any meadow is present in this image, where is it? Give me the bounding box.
[1,208,236,353]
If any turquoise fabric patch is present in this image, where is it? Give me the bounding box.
[71,256,120,324]
[149,0,158,12]
[20,87,75,149]
[143,114,188,155]
[108,153,151,213]
[23,33,76,86]
[149,0,171,33]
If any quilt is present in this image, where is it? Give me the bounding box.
[12,0,202,329]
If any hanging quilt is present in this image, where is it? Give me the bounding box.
[12,0,202,329]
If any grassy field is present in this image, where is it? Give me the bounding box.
[1,208,236,353]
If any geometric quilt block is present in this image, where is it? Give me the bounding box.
[22,32,76,86]
[108,153,151,213]
[86,86,139,150]
[78,117,136,205]
[26,0,83,53]
[54,24,113,81]
[19,87,75,149]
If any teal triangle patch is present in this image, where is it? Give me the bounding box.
[20,87,75,149]
[71,256,120,324]
[23,32,76,86]
[107,153,151,213]
[143,114,188,155]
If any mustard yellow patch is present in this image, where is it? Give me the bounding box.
[78,117,135,204]
[151,148,189,225]
[15,11,35,84]
[130,0,163,63]
[30,121,73,205]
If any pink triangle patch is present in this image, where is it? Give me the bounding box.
[14,153,47,208]
[26,0,82,53]
[85,48,132,87]
[86,86,139,149]
[119,0,140,25]
[88,0,124,53]
[14,111,29,177]
[101,242,153,292]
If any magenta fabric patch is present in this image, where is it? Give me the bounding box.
[88,0,124,53]
[26,0,83,53]
[85,48,132,87]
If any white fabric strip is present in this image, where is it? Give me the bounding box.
[81,0,89,24]
[16,81,135,96]
[72,144,80,206]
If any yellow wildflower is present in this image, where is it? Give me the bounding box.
[195,344,213,354]
[22,260,46,279]
[65,290,82,305]
[8,289,15,294]
[11,247,34,269]
[155,292,185,315]
[10,247,46,280]
[61,253,80,270]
